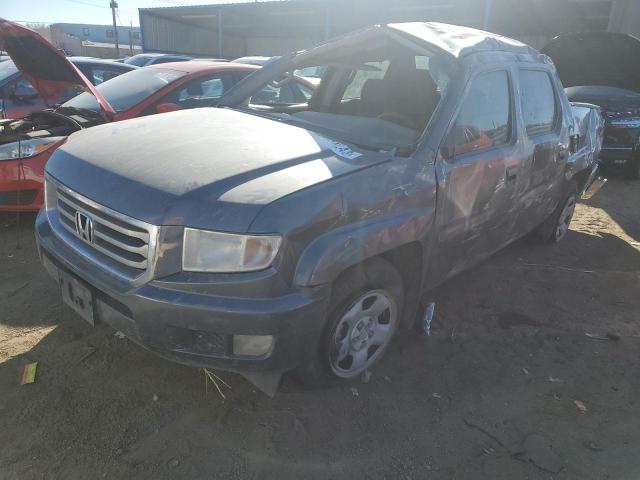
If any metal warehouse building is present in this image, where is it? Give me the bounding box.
[138,0,639,58]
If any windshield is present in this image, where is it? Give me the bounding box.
[62,67,186,113]
[0,60,18,82]
[230,48,452,151]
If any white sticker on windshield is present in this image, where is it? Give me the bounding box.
[326,141,362,160]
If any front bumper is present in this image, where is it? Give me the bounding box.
[36,210,330,375]
[599,146,634,168]
[0,151,51,212]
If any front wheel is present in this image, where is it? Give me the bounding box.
[298,257,404,386]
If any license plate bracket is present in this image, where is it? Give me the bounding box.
[59,270,95,326]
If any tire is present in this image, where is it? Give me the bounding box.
[298,257,404,387]
[536,182,578,244]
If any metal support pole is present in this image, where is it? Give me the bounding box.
[218,8,223,58]
[129,20,133,55]
[483,0,493,31]
[110,0,120,57]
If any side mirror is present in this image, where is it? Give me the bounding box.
[156,103,181,114]
[569,134,580,154]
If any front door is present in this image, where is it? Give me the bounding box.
[433,67,523,279]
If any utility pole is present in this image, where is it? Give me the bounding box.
[129,20,133,55]
[110,0,119,57]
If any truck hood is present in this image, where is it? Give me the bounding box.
[0,18,115,115]
[565,86,640,112]
[46,108,390,231]
[542,32,640,93]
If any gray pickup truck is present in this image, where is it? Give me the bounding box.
[36,23,600,394]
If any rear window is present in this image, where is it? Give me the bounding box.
[519,70,557,136]
[63,67,186,113]
[342,61,390,101]
[123,55,151,67]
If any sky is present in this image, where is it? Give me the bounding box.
[2,0,237,26]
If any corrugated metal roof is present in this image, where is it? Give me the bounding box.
[140,0,315,12]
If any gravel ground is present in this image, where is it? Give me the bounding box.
[0,178,638,480]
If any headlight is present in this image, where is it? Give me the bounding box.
[610,117,640,129]
[182,228,281,273]
[0,137,65,161]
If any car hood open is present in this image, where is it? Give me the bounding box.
[0,18,115,115]
[46,108,391,231]
[542,32,640,93]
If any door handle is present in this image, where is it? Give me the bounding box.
[506,165,518,181]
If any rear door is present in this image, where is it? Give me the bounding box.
[517,68,567,231]
[434,67,522,278]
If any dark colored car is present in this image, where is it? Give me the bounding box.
[543,32,640,178]
[0,56,137,119]
[0,19,316,212]
[37,23,598,395]
[123,53,193,67]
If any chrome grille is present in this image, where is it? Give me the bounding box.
[46,175,158,279]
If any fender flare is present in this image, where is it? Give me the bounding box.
[293,208,434,287]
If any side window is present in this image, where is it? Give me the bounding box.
[519,70,557,136]
[9,76,38,98]
[452,70,511,156]
[90,67,123,85]
[295,82,314,101]
[151,58,173,65]
[153,57,186,65]
[156,74,233,110]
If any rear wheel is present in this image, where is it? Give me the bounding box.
[536,182,578,244]
[299,257,403,386]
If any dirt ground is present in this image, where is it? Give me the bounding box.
[0,178,639,480]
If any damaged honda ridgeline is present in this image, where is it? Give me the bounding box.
[36,23,600,394]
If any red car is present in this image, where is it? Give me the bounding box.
[0,19,315,212]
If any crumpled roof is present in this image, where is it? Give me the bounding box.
[388,22,541,59]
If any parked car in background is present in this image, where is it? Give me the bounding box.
[123,53,193,67]
[0,19,316,212]
[37,22,598,395]
[543,32,640,178]
[0,56,137,119]
[570,102,606,196]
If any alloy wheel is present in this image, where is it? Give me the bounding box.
[555,194,576,241]
[329,289,398,378]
